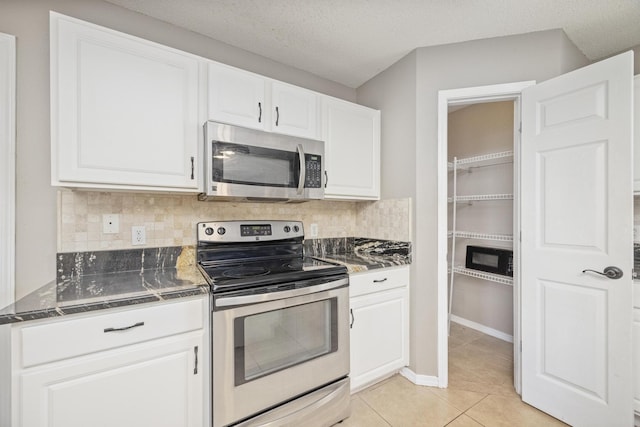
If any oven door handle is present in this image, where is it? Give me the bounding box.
[215,277,348,308]
[296,144,306,196]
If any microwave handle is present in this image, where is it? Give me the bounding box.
[296,144,306,195]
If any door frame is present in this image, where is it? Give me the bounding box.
[0,33,15,308]
[436,81,535,390]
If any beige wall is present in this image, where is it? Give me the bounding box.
[357,29,589,377]
[448,101,514,335]
[0,0,356,299]
[57,190,412,252]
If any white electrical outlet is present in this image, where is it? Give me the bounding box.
[310,223,319,238]
[102,214,120,234]
[132,226,146,245]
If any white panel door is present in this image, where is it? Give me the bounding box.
[19,333,203,427]
[271,81,319,139]
[208,62,266,130]
[323,97,380,200]
[51,13,200,191]
[521,52,634,426]
[350,287,408,391]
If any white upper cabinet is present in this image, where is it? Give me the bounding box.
[270,81,319,139]
[208,62,266,130]
[207,62,320,140]
[323,97,381,200]
[51,12,202,191]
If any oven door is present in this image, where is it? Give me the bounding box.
[212,278,349,427]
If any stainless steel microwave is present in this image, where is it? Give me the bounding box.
[199,121,325,202]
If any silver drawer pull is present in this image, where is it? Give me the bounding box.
[373,278,388,283]
[104,321,144,333]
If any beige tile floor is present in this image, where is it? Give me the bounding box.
[339,322,567,427]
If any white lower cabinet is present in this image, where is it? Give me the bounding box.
[9,297,208,427]
[349,266,409,391]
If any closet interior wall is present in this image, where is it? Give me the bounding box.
[447,101,515,338]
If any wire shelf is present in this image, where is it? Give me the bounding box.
[450,266,513,286]
[448,231,513,241]
[448,193,513,203]
[453,150,513,166]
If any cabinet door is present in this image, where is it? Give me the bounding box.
[18,332,204,427]
[271,81,319,139]
[51,13,200,191]
[350,287,408,391]
[208,62,266,130]
[323,97,380,200]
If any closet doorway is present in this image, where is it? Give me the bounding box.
[436,81,534,394]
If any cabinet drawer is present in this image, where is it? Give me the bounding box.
[350,266,409,298]
[18,297,205,368]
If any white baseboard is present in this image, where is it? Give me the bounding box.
[450,315,513,343]
[400,367,442,388]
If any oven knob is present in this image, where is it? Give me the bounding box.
[284,226,291,233]
[217,227,226,235]
[293,225,300,233]
[204,227,214,236]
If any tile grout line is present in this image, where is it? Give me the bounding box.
[353,395,393,427]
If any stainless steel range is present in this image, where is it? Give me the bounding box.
[197,220,350,427]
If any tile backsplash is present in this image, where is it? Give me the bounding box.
[58,190,412,252]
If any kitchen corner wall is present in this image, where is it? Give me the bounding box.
[57,190,411,252]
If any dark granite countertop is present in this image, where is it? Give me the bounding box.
[0,246,208,326]
[305,237,412,274]
[0,239,410,326]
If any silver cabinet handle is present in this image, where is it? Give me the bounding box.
[275,106,280,126]
[350,308,354,329]
[104,321,144,333]
[258,102,262,123]
[194,346,198,375]
[582,266,623,280]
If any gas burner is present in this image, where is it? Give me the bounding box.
[222,266,270,279]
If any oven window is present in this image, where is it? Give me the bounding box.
[234,298,338,385]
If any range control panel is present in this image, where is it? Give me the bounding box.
[197,220,304,243]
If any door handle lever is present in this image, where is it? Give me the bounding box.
[582,266,623,280]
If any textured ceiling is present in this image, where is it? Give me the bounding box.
[104,0,640,88]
